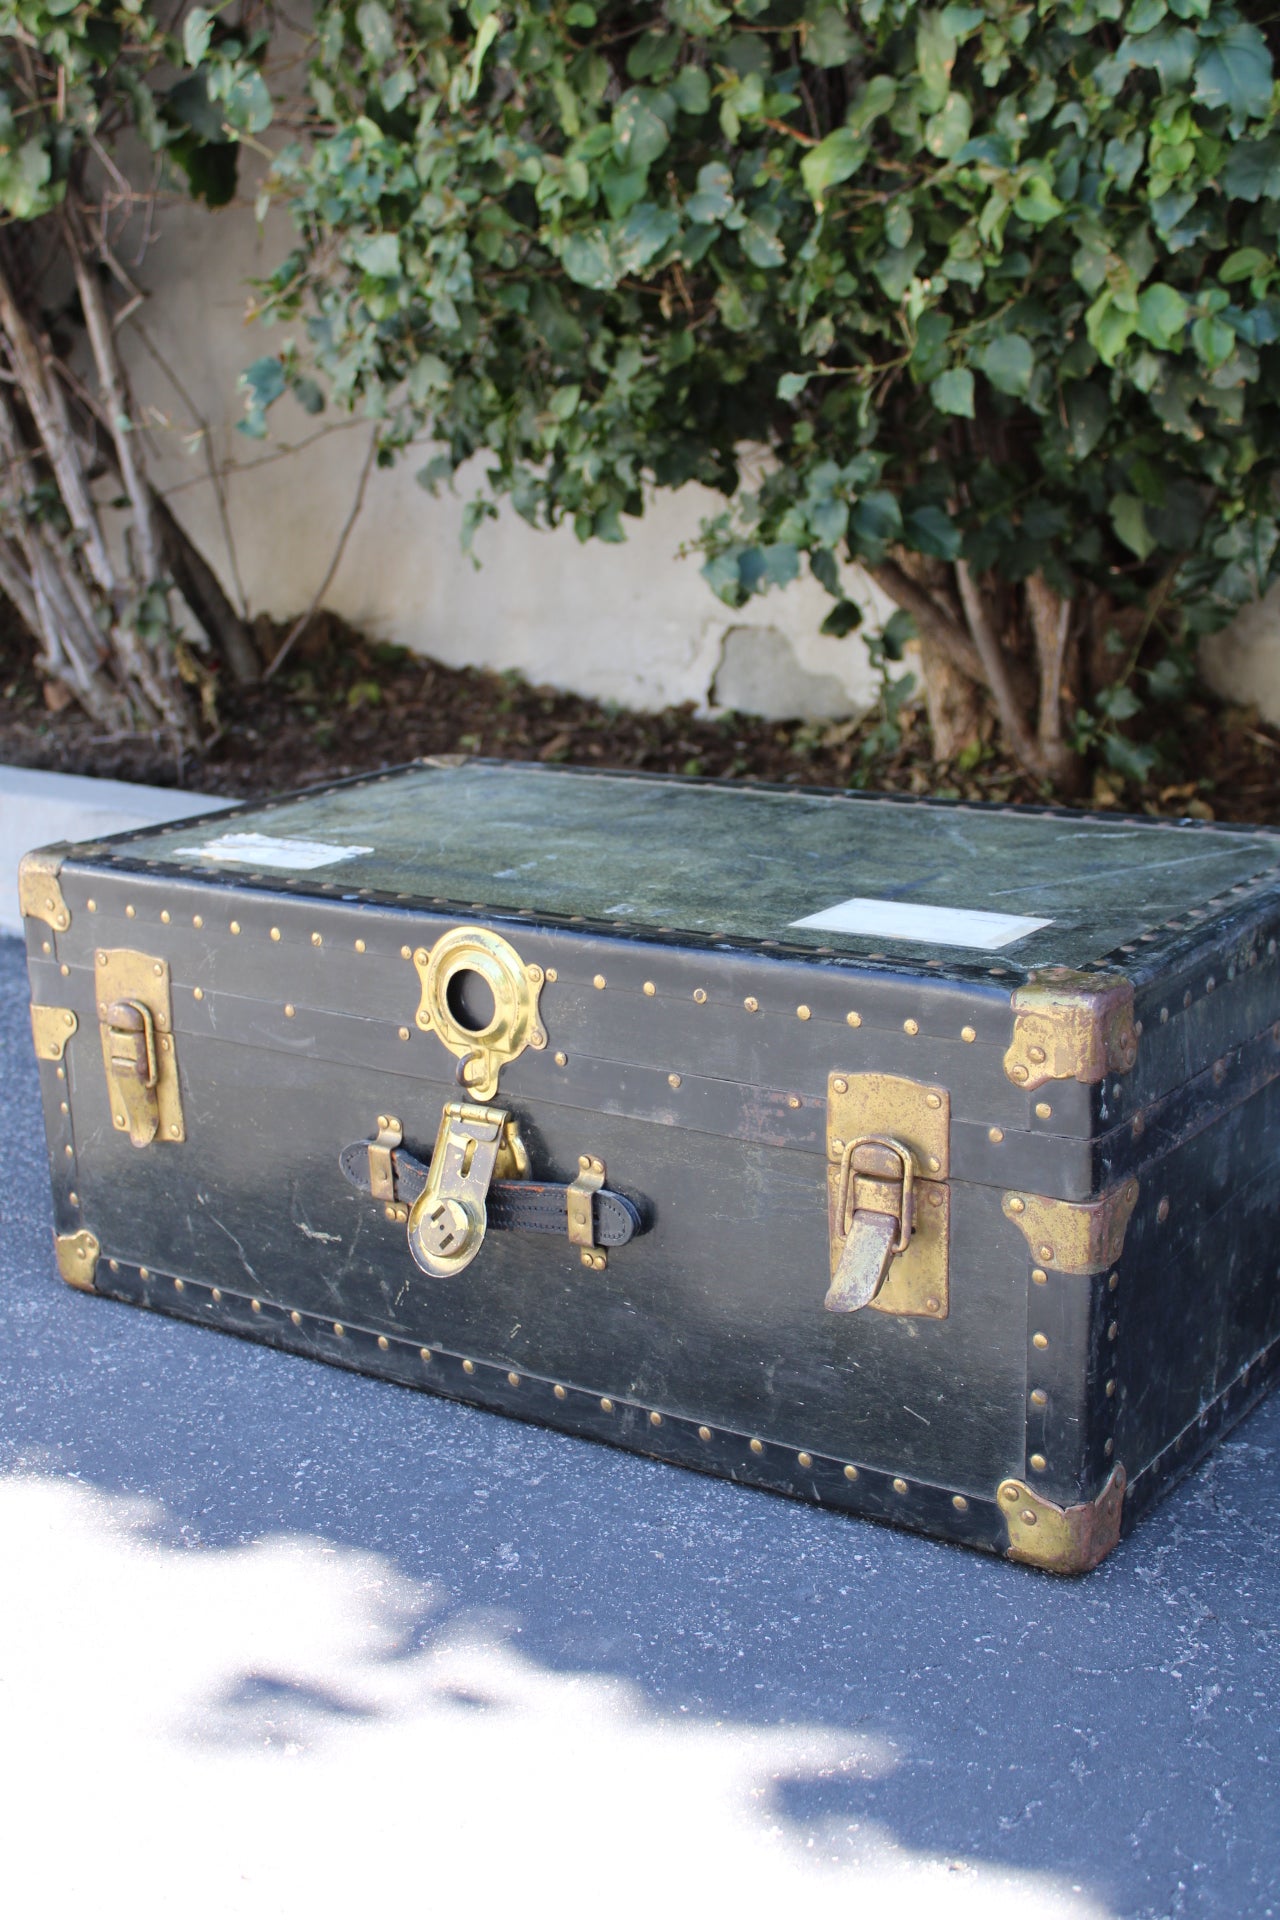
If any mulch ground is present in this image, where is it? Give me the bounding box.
[3,608,1280,822]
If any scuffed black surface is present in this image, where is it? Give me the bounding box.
[2,934,1278,1917]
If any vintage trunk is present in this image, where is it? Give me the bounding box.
[21,759,1280,1572]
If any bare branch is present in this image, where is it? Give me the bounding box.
[955,559,1043,775]
[866,558,984,685]
[265,429,378,680]
[1026,570,1072,765]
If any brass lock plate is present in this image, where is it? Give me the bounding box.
[412,926,546,1099]
[827,1072,950,1319]
[406,1101,527,1278]
[95,948,185,1148]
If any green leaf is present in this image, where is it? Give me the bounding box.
[1221,247,1271,284]
[686,161,734,223]
[1191,312,1235,368]
[548,384,581,420]
[667,0,731,32]
[820,599,863,637]
[850,491,903,554]
[930,367,975,417]
[1222,138,1280,202]
[976,332,1033,397]
[924,92,972,160]
[739,210,785,269]
[1066,383,1109,460]
[1126,25,1198,89]
[671,66,711,115]
[355,1,395,66]
[1135,281,1188,350]
[917,11,958,113]
[612,89,672,170]
[614,202,680,273]
[805,6,858,69]
[1110,493,1155,559]
[1103,734,1157,782]
[800,128,865,203]
[182,5,214,67]
[1086,291,1138,366]
[905,503,961,559]
[777,372,810,401]
[561,229,619,290]
[1193,22,1273,121]
[1014,175,1064,226]
[351,232,400,276]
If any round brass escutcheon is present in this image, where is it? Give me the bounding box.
[412,926,546,1099]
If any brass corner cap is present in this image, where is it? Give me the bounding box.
[1004,968,1137,1092]
[55,1229,100,1292]
[18,846,71,934]
[1002,1179,1139,1274]
[998,1465,1126,1574]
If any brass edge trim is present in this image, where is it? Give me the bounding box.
[30,1004,77,1061]
[997,1466,1126,1574]
[18,847,71,932]
[1002,1181,1139,1273]
[55,1229,100,1292]
[1004,969,1137,1092]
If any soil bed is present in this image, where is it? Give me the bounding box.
[3,610,1280,823]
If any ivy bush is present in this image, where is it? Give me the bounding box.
[241,0,1280,783]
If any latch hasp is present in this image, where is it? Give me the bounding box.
[827,1072,950,1319]
[95,948,185,1148]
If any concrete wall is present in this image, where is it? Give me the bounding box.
[118,152,1280,727]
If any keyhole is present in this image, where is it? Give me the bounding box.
[446,968,496,1033]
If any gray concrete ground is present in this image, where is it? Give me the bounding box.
[1,931,1277,1919]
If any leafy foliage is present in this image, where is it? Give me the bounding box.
[242,0,1280,769]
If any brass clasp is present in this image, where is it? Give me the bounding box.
[406,1101,528,1278]
[96,950,184,1150]
[826,1072,950,1319]
[826,1135,916,1313]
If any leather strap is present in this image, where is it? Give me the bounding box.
[338,1141,643,1247]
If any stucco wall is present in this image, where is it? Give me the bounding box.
[123,162,1280,726]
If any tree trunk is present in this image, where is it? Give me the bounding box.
[917,637,984,763]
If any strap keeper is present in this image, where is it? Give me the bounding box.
[368,1115,403,1201]
[568,1155,607,1271]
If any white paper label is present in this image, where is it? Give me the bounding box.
[171,831,374,871]
[790,896,1051,950]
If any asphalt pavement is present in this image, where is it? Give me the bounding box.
[1,931,1276,1920]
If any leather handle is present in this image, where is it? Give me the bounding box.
[338,1141,644,1248]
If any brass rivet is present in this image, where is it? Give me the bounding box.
[593,974,607,990]
[311,932,323,947]
[285,1004,296,1018]
[42,941,51,954]
[1104,1438,1115,1458]
[86,899,96,913]
[926,1092,942,1109]
[125,904,135,919]
[600,1396,614,1413]
[698,1425,712,1441]
[650,1411,662,1426]
[999,1484,1019,1505]
[56,1067,64,1081]
[1007,1195,1025,1214]
[989,1127,1004,1144]
[193,986,204,1001]
[355,938,366,953]
[398,1026,411,1041]
[334,1322,344,1337]
[928,1190,943,1208]
[643,981,656,996]
[693,988,707,1004]
[925,1294,941,1312]
[961,1026,976,1043]
[60,1102,69,1115]
[228,920,241,936]
[843,1464,858,1482]
[1157,1196,1170,1223]
[526,964,543,984]
[377,1334,390,1351]
[1030,1452,1047,1472]
[831,1138,846,1155]
[1011,1065,1028,1083]
[554,1384,567,1400]
[1028,1045,1046,1064]
[153,962,163,977]
[1038,1244,1054,1263]
[668,1073,682,1089]
[903,1018,919,1035]
[787,1095,801,1109]
[797,1451,813,1468]
[1109,1271,1119,1291]
[1035,1102,1052,1119]
[1108,1320,1119,1341]
[927,1155,940,1172]
[160,910,170,925]
[64,1144,73,1158]
[832,1076,849,1094]
[1033,1332,1049,1349]
[250,1297,261,1313]
[66,1182,75,1197]
[797,1005,811,1021]
[1031,1388,1048,1407]
[420,1347,432,1362]
[893,1477,908,1494]
[1021,1508,1038,1526]
[114,1114,125,1127]
[554,1051,568,1066]
[169,1124,180,1138]
[744,996,759,1012]
[401,945,412,960]
[546,968,558,982]
[847,1011,862,1028]
[174,1277,184,1292]
[1106,1379,1117,1398]
[952,1494,969,1512]
[210,1285,220,1301]
[291,1310,302,1326]
[750,1437,764,1454]
[1032,1268,1047,1285]
[508,1371,520,1388]
[462,1358,475,1374]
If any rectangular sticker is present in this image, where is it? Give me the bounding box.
[790,896,1051,951]
[171,831,374,872]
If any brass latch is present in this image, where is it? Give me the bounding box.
[826,1072,950,1319]
[567,1154,608,1271]
[406,1100,528,1278]
[96,949,185,1149]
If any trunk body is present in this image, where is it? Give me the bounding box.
[22,760,1280,1573]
